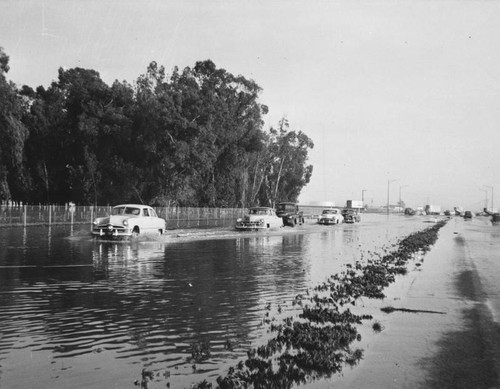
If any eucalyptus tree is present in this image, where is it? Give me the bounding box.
[24,67,137,204]
[257,118,314,207]
[132,60,267,207]
[22,83,66,203]
[188,60,267,207]
[0,47,30,202]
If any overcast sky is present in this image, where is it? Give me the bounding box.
[2,0,499,210]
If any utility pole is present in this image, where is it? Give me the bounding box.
[399,185,409,213]
[480,188,488,211]
[484,185,494,211]
[387,178,400,216]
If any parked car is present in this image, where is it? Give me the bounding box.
[492,213,500,224]
[342,208,361,223]
[318,208,344,225]
[276,202,304,227]
[463,210,473,220]
[235,207,283,230]
[92,204,166,239]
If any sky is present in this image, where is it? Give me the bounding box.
[1,0,500,211]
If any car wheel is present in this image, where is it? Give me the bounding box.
[158,229,164,235]
[132,227,140,238]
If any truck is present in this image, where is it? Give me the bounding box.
[346,200,364,209]
[276,202,304,227]
[425,205,441,215]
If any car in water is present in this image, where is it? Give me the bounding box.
[92,204,166,239]
[235,207,283,230]
[342,208,361,223]
[318,208,344,225]
[463,210,473,220]
[492,213,500,224]
[276,202,304,227]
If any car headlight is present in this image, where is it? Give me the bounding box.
[123,220,128,226]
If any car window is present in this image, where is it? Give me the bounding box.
[150,209,158,217]
[143,208,150,217]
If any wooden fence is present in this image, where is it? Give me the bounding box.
[0,204,245,230]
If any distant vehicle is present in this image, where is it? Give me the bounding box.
[425,204,442,215]
[342,208,361,223]
[444,210,451,216]
[345,200,364,209]
[318,208,344,225]
[92,204,166,239]
[492,213,500,224]
[464,211,473,220]
[235,207,283,230]
[404,207,416,216]
[276,202,304,227]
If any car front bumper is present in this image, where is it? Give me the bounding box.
[318,218,337,224]
[92,224,132,238]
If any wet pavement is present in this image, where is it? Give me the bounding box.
[327,216,500,389]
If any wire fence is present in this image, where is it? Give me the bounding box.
[0,204,246,230]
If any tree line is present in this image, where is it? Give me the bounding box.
[0,47,313,207]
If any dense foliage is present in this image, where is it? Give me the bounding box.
[0,47,313,206]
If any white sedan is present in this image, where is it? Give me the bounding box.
[235,207,283,230]
[92,204,166,239]
[318,208,344,225]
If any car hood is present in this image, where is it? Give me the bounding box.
[95,215,136,225]
[244,214,267,221]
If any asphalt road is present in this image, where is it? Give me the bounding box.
[326,216,500,389]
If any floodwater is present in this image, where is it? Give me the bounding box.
[0,214,492,389]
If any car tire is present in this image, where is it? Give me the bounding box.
[132,227,140,238]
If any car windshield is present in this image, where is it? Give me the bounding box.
[124,207,140,215]
[249,208,268,215]
[111,207,126,215]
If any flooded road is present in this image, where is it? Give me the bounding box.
[0,214,497,388]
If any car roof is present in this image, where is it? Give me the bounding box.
[113,204,152,209]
